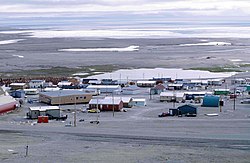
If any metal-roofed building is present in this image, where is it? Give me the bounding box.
[137,81,156,87]
[27,106,60,119]
[9,83,28,90]
[104,96,133,108]
[39,90,92,105]
[86,85,121,93]
[89,98,123,111]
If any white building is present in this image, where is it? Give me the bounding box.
[23,89,39,95]
[132,98,147,106]
[122,85,141,95]
[28,80,45,88]
[136,81,156,87]
[27,106,60,119]
[86,85,121,93]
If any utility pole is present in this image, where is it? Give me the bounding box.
[233,87,236,110]
[112,92,115,117]
[219,95,222,112]
[74,96,76,127]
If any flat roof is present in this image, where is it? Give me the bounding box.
[104,97,132,103]
[40,90,91,97]
[29,106,59,111]
[89,98,122,105]
[137,81,156,84]
[132,98,146,102]
[87,85,121,89]
[10,83,26,86]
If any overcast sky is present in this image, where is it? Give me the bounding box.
[0,0,249,17]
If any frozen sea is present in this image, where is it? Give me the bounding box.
[0,17,250,77]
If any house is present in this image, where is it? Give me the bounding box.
[43,87,61,92]
[101,79,118,85]
[202,95,220,107]
[150,84,166,95]
[177,104,197,116]
[27,106,60,119]
[136,81,156,87]
[104,96,133,108]
[122,85,141,95]
[152,77,172,82]
[89,98,123,111]
[231,78,246,85]
[9,83,28,90]
[175,92,185,103]
[184,91,213,100]
[28,80,45,88]
[86,85,121,93]
[208,79,223,86]
[23,89,39,95]
[57,81,72,88]
[132,98,146,106]
[160,92,175,102]
[10,90,25,98]
[39,90,92,105]
[167,83,183,90]
[160,92,185,102]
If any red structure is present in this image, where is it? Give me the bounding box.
[89,98,123,111]
[37,116,49,123]
[0,96,17,114]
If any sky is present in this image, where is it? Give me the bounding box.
[0,0,249,32]
[0,0,249,18]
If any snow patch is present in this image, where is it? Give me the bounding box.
[179,42,232,46]
[59,45,139,52]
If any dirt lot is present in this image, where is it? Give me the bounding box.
[1,88,250,163]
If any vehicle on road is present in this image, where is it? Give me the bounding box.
[88,108,100,113]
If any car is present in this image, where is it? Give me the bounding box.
[240,99,250,104]
[88,108,100,113]
[90,120,100,124]
[158,112,170,117]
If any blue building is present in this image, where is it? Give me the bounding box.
[202,95,220,107]
[177,104,197,116]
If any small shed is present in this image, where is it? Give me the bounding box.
[202,95,220,107]
[177,104,197,116]
[132,98,147,106]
